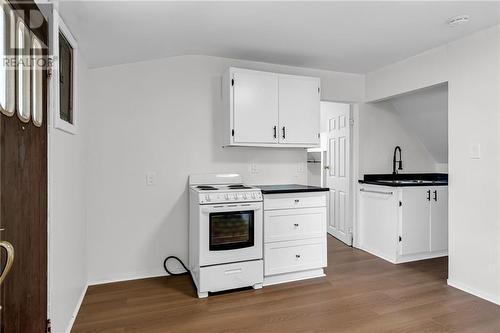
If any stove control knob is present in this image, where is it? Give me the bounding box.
[225,194,230,200]
[251,192,256,199]
[204,195,211,202]
[242,193,247,199]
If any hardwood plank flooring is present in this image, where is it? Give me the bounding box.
[72,237,500,332]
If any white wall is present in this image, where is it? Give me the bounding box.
[49,51,89,332]
[359,100,438,176]
[389,84,448,166]
[85,55,364,284]
[364,25,500,305]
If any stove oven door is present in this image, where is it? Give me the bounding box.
[199,202,263,266]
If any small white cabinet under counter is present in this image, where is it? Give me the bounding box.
[357,174,448,264]
[256,185,329,286]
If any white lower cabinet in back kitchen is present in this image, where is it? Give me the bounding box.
[357,174,448,264]
[257,185,329,286]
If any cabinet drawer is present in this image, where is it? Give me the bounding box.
[264,192,327,210]
[265,207,326,243]
[264,238,326,276]
[199,260,263,293]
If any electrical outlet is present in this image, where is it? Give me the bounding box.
[250,163,259,175]
[297,162,305,173]
[146,172,156,186]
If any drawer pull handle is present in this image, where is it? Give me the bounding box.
[295,254,301,259]
[225,268,242,275]
[294,199,300,203]
[294,223,299,227]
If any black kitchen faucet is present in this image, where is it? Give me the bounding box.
[393,146,403,175]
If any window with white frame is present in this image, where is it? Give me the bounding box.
[53,10,77,134]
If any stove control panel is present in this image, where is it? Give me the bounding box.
[198,191,262,204]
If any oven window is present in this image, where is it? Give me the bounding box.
[209,210,254,251]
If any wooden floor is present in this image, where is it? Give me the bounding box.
[73,237,500,333]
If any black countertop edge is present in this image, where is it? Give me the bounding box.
[363,173,448,182]
[358,180,448,187]
[255,184,330,194]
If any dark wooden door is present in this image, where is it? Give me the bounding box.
[0,1,48,332]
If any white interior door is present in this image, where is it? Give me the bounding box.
[324,102,352,245]
[278,75,320,144]
[233,69,278,144]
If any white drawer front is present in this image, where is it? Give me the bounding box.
[199,260,263,293]
[265,207,326,243]
[264,238,326,276]
[264,192,327,210]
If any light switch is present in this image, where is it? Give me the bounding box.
[146,172,156,185]
[470,144,481,159]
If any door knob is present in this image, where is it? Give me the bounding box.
[324,166,330,170]
[0,241,14,286]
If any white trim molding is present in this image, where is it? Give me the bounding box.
[64,284,88,333]
[52,9,78,135]
[447,279,500,306]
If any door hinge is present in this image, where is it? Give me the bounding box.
[399,201,402,207]
[47,68,53,78]
[318,87,320,94]
[231,79,234,86]
[349,118,355,126]
[46,319,51,333]
[399,236,402,242]
[231,129,234,137]
[317,133,320,139]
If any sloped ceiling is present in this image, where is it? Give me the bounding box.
[58,1,500,70]
[388,84,448,164]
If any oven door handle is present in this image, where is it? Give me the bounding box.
[201,204,262,213]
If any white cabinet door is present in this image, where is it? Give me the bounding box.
[430,187,448,252]
[232,70,278,144]
[278,75,320,145]
[401,188,431,255]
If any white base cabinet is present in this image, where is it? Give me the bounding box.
[358,184,448,264]
[262,192,327,285]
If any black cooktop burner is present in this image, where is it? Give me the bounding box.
[227,184,252,189]
[196,185,218,190]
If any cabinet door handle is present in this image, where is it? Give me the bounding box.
[433,190,437,201]
[295,254,301,259]
[273,126,277,139]
[282,126,286,139]
[427,190,431,201]
[294,223,299,227]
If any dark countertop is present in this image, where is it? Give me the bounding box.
[358,173,448,187]
[256,184,330,194]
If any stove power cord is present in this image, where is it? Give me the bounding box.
[163,256,189,276]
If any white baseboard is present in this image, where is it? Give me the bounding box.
[64,284,88,333]
[89,271,166,286]
[447,278,500,306]
[263,268,325,286]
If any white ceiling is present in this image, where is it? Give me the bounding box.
[58,1,500,72]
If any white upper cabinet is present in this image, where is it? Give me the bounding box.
[224,67,320,148]
[278,75,320,145]
[232,69,278,144]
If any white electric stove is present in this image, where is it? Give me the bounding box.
[188,174,263,298]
